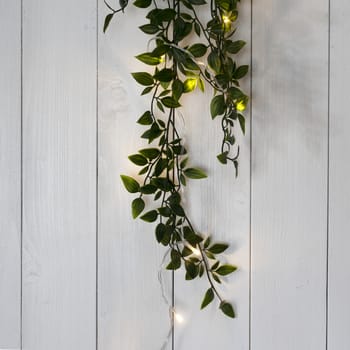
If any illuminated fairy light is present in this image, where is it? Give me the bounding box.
[188,245,201,256]
[222,15,231,25]
[174,310,184,324]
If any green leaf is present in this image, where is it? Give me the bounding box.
[140,184,157,194]
[140,210,158,222]
[120,175,140,193]
[220,301,235,318]
[183,226,203,244]
[161,97,181,108]
[210,95,226,119]
[194,22,201,36]
[155,223,166,243]
[133,0,152,8]
[166,249,181,270]
[208,51,221,73]
[132,72,154,86]
[238,114,245,134]
[208,243,229,254]
[216,264,237,276]
[132,198,145,218]
[141,86,154,95]
[170,203,185,217]
[226,40,246,54]
[204,236,211,248]
[227,86,245,100]
[154,68,174,82]
[188,0,206,4]
[172,79,184,101]
[233,65,249,79]
[157,8,177,21]
[217,151,228,164]
[103,13,114,33]
[182,246,192,257]
[139,24,159,34]
[188,43,207,57]
[184,167,207,179]
[137,111,153,125]
[185,261,198,279]
[136,53,162,66]
[128,154,148,166]
[139,148,160,160]
[201,288,214,309]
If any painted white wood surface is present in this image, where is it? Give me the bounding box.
[328,1,350,348]
[0,0,21,347]
[173,1,251,349]
[3,1,350,349]
[251,0,329,349]
[98,4,170,349]
[22,1,97,349]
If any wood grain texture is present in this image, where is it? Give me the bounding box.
[173,1,251,349]
[328,1,350,348]
[22,1,97,349]
[98,4,169,349]
[0,0,21,347]
[251,0,329,349]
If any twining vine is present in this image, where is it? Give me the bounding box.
[104,0,248,318]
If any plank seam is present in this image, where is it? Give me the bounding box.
[20,0,23,348]
[326,0,331,348]
[248,0,253,349]
[96,0,99,349]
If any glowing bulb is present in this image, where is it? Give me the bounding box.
[188,245,201,256]
[174,312,184,324]
[222,15,231,25]
[236,100,246,111]
[160,55,165,63]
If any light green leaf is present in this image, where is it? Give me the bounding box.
[184,167,207,179]
[120,175,140,193]
[216,264,237,276]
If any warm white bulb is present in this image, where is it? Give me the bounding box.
[222,15,231,24]
[174,312,184,324]
[189,245,201,256]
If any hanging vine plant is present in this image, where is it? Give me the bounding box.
[104,0,248,319]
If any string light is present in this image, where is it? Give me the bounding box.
[188,244,201,256]
[173,310,184,324]
[222,15,231,25]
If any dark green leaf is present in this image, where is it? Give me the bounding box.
[103,13,114,33]
[233,65,249,79]
[141,86,154,95]
[216,264,237,276]
[170,203,185,217]
[132,72,154,86]
[208,243,229,254]
[217,151,228,164]
[208,51,221,73]
[201,288,214,309]
[133,0,152,8]
[155,223,166,243]
[139,148,160,160]
[157,8,177,21]
[182,246,192,257]
[154,68,174,82]
[140,184,157,194]
[140,210,158,222]
[204,236,211,248]
[128,154,148,166]
[220,301,235,318]
[166,249,181,270]
[227,86,245,100]
[132,198,145,218]
[172,79,184,101]
[161,97,181,108]
[210,95,226,119]
[184,167,207,179]
[188,43,207,57]
[185,261,199,279]
[238,114,245,134]
[139,24,159,34]
[120,175,140,193]
[183,226,203,244]
[226,40,246,54]
[188,0,206,4]
[137,111,153,125]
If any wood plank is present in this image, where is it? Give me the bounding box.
[173,1,251,348]
[0,0,21,347]
[251,1,329,349]
[328,1,350,348]
[98,5,170,349]
[22,1,97,348]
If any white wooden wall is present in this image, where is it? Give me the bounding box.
[0,0,349,349]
